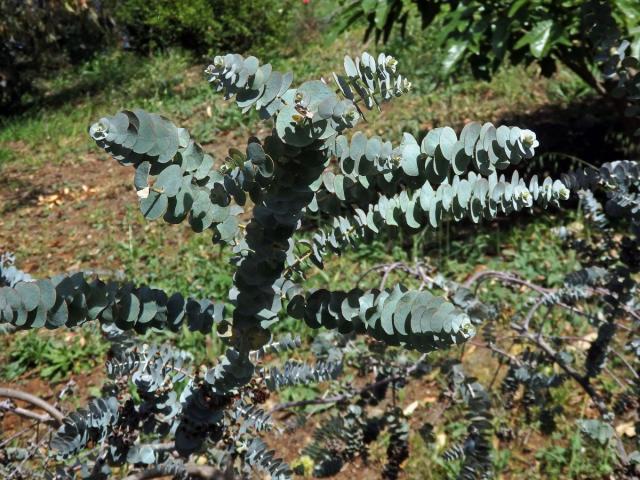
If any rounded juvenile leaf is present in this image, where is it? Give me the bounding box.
[140,191,169,220]
[155,165,182,197]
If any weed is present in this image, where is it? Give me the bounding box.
[2,327,107,382]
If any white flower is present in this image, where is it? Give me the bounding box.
[558,187,570,200]
[292,113,306,124]
[385,56,398,73]
[520,129,538,149]
[213,56,225,68]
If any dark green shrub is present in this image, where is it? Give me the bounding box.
[0,0,300,113]
[0,0,113,113]
[108,0,300,54]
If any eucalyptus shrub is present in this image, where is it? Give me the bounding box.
[1,10,639,478]
[0,48,569,478]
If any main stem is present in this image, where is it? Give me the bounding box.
[230,137,327,360]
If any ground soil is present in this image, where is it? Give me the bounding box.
[1,153,137,274]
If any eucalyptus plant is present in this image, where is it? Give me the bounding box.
[0,2,640,479]
[6,10,640,476]
[0,47,570,479]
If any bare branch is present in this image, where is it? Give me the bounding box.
[0,388,64,424]
[0,401,58,426]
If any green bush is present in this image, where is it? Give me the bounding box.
[0,0,301,113]
[0,0,113,112]
[109,0,300,54]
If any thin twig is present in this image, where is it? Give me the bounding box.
[8,433,49,479]
[464,269,635,329]
[0,422,38,448]
[0,402,58,426]
[512,323,630,467]
[523,296,547,332]
[379,262,402,290]
[270,353,428,413]
[469,341,521,366]
[0,388,64,424]
[609,348,640,380]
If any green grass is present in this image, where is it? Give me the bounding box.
[404,417,618,479]
[534,431,617,478]
[2,326,107,382]
[0,49,254,170]
[0,9,588,171]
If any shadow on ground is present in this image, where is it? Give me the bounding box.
[497,95,640,174]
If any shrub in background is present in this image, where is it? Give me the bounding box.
[0,0,113,112]
[0,0,300,113]
[106,0,299,54]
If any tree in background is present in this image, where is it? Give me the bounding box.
[334,0,640,95]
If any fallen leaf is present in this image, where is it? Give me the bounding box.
[571,332,598,352]
[403,400,419,416]
[616,421,636,438]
